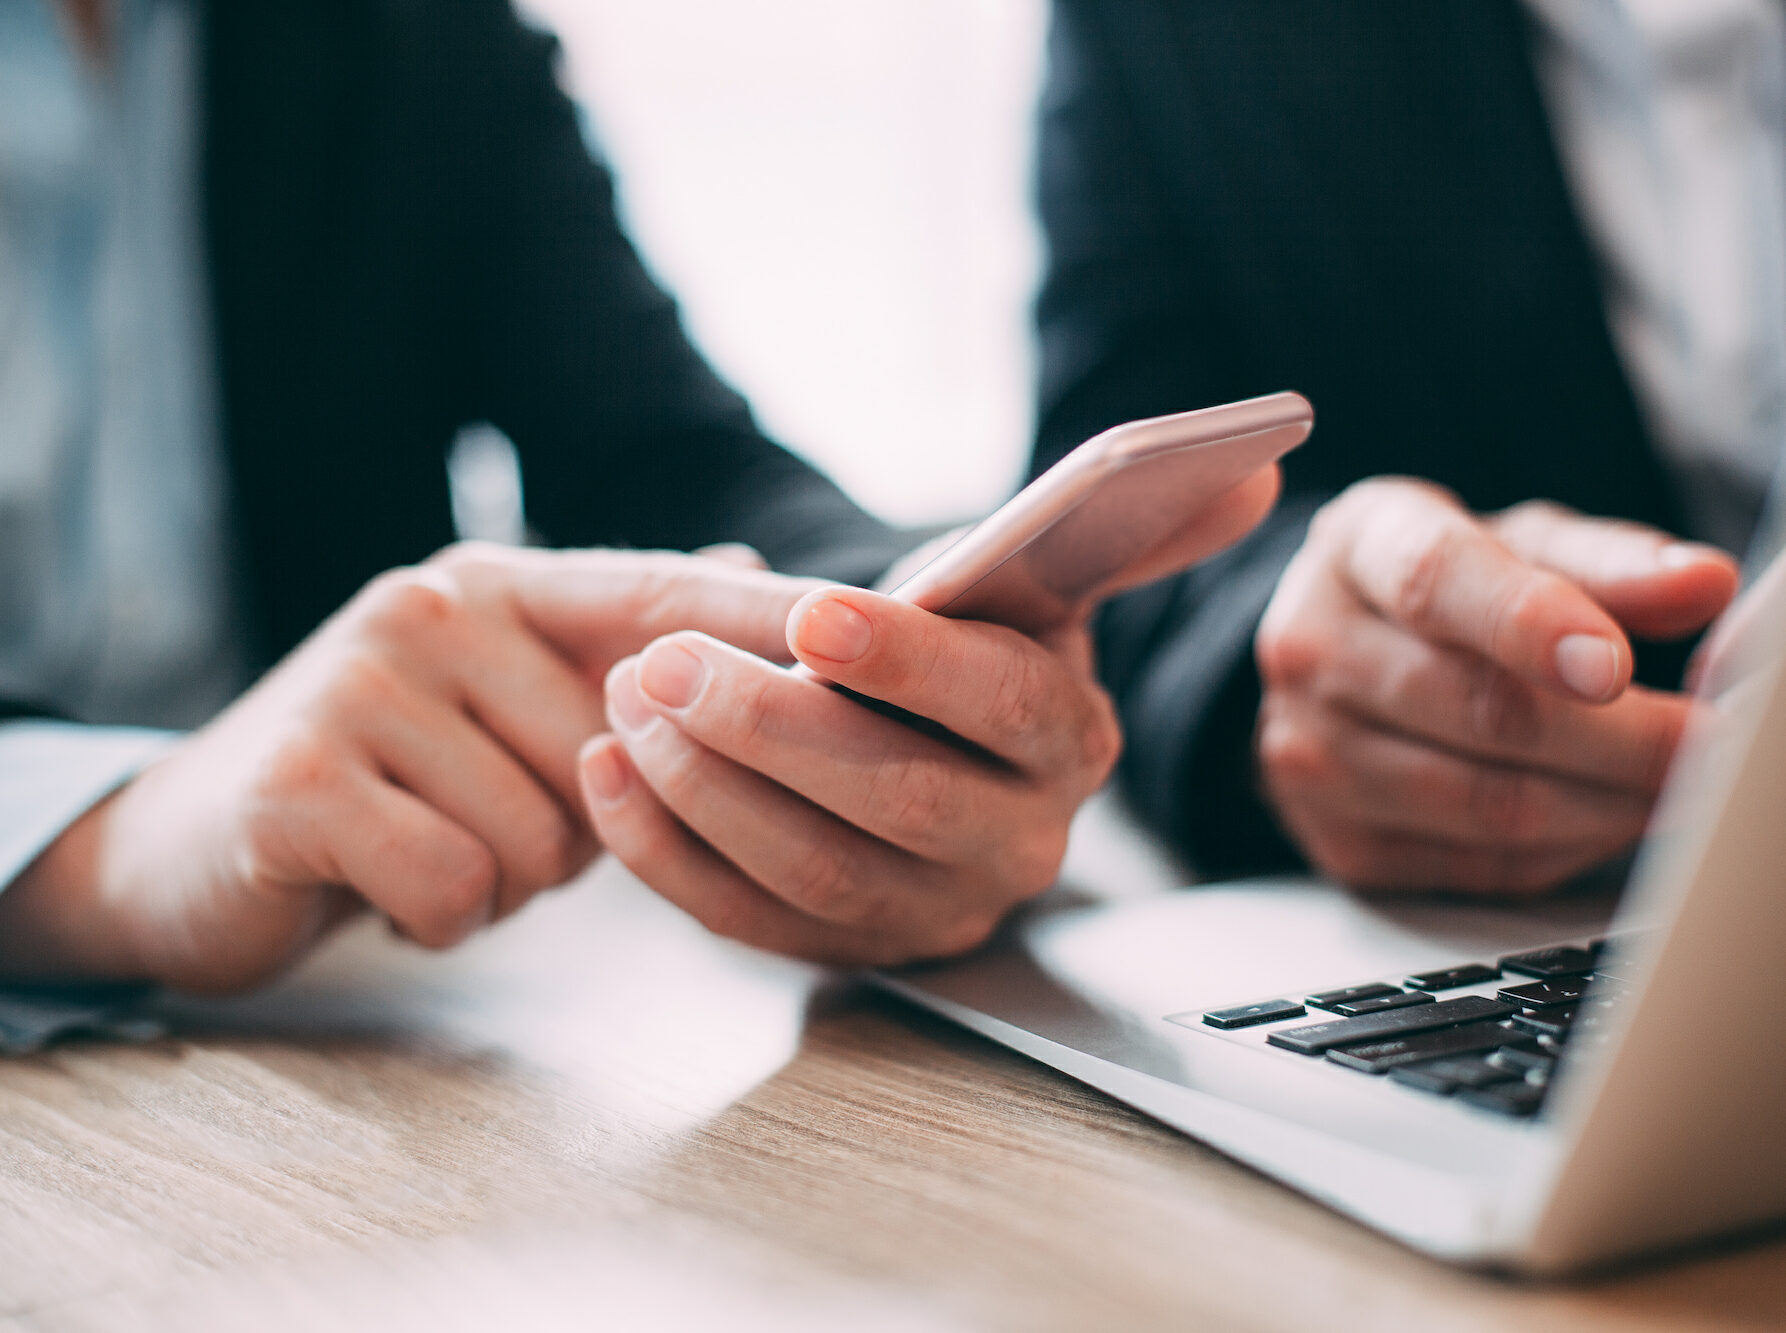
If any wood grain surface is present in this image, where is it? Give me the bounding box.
[1,801,1781,1332]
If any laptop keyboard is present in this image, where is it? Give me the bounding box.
[1177,938,1628,1119]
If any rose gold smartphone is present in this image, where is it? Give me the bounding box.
[884,391,1312,637]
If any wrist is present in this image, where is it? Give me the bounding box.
[0,787,147,983]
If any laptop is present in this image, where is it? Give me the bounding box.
[879,538,1786,1275]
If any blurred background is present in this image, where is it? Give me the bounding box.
[519,0,1048,528]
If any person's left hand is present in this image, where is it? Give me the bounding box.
[578,590,1121,965]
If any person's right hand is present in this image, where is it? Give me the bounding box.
[0,545,819,993]
[1253,479,1740,894]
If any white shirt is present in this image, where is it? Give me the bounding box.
[1525,0,1786,552]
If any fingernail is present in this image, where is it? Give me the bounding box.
[639,639,707,710]
[581,740,630,805]
[1660,541,1722,569]
[1555,634,1622,701]
[606,663,656,734]
[792,595,873,662]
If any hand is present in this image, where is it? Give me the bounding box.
[1254,479,1739,894]
[0,545,819,993]
[577,467,1282,965]
[578,597,1120,965]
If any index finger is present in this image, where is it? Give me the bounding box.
[1491,501,1738,641]
[499,547,824,664]
[1337,485,1634,702]
[1313,611,1692,794]
[785,586,1119,779]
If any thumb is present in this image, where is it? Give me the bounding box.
[1095,463,1283,598]
[1491,502,1738,640]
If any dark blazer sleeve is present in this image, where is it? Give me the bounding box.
[1034,2,1314,876]
[452,4,910,586]
[0,702,54,724]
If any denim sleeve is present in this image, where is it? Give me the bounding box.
[0,722,174,1052]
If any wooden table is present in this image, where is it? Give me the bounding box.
[2,799,1782,1332]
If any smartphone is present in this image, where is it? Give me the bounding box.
[880,391,1312,638]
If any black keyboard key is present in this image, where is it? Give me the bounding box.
[1389,1056,1521,1095]
[1488,1046,1556,1078]
[1331,991,1434,1017]
[1499,946,1597,979]
[1268,995,1516,1055]
[1460,1080,1547,1117]
[1326,1021,1530,1074]
[1404,963,1500,992]
[1498,977,1590,1009]
[1304,983,1400,1012]
[1508,1005,1577,1040]
[1198,998,1305,1030]
[1536,996,1620,1056]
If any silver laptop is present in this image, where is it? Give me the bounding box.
[880,542,1786,1275]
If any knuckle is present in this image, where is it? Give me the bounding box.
[326,652,408,721]
[981,651,1050,749]
[1078,696,1124,781]
[253,733,341,806]
[1255,615,1325,692]
[783,845,858,921]
[1317,480,1379,533]
[1327,476,1439,529]
[627,555,698,637]
[239,736,342,887]
[644,732,709,807]
[236,788,307,888]
[1497,498,1564,530]
[1483,573,1560,660]
[416,839,500,947]
[426,540,515,598]
[1462,659,1541,750]
[1384,524,1466,629]
[873,754,957,845]
[355,567,464,640]
[427,539,498,575]
[1374,646,1429,710]
[1256,710,1333,789]
[723,668,782,748]
[1492,500,1576,565]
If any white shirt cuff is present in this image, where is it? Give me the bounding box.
[0,721,178,892]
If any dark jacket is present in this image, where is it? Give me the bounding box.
[2,0,901,725]
[1034,0,1699,877]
